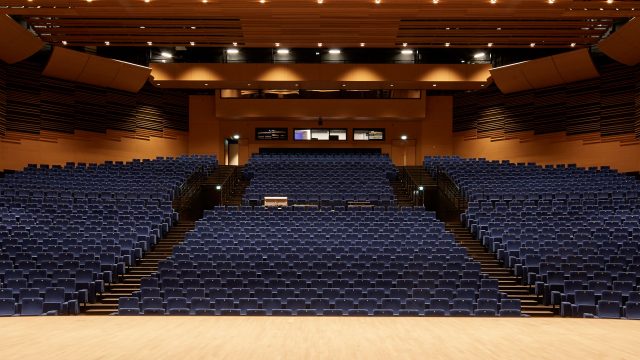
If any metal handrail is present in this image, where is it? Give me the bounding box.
[220,167,239,205]
[434,167,467,211]
[172,166,207,213]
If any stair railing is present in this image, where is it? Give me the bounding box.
[433,166,467,212]
[172,165,207,214]
[220,166,239,205]
[399,167,423,207]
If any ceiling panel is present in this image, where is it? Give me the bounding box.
[0,1,637,48]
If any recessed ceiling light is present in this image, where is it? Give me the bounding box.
[402,42,408,47]
[227,48,239,54]
[328,49,341,54]
[191,26,196,29]
[473,52,486,59]
[547,0,555,4]
[607,0,614,3]
[530,42,536,47]
[490,0,497,4]
[432,0,439,3]
[147,41,153,45]
[360,43,365,47]
[277,49,290,54]
[488,42,493,47]
[275,42,280,47]
[62,40,68,45]
[390,84,394,87]
[570,42,576,47]
[202,0,208,3]
[444,42,450,47]
[401,49,413,55]
[400,135,407,140]
[161,51,173,58]
[318,42,323,47]
[260,0,266,3]
[190,42,196,46]
[375,0,381,4]
[432,84,437,87]
[342,84,346,87]
[140,26,146,29]
[317,0,323,3]
[232,42,238,46]
[104,41,110,46]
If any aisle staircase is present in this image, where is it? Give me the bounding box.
[82,221,195,315]
[445,222,555,317]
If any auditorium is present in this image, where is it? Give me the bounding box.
[1,1,640,359]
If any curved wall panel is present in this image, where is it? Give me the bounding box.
[0,15,44,64]
[43,47,151,93]
[599,17,640,66]
[490,49,598,94]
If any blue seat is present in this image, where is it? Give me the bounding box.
[118,297,140,315]
[596,300,621,319]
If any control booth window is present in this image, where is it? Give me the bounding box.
[256,128,288,140]
[294,129,347,141]
[353,129,385,141]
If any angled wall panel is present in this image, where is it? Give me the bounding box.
[520,56,564,89]
[489,62,533,94]
[43,47,151,93]
[42,47,90,82]
[551,49,599,83]
[0,15,44,64]
[110,61,152,93]
[599,17,640,66]
[76,55,121,87]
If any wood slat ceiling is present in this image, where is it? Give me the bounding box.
[1,0,640,48]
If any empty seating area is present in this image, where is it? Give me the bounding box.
[0,155,217,316]
[425,156,640,319]
[119,207,522,316]
[242,154,396,206]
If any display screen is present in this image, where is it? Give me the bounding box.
[354,129,385,141]
[294,129,348,141]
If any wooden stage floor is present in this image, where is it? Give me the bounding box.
[0,317,638,359]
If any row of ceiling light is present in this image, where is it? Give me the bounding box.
[60,0,620,4]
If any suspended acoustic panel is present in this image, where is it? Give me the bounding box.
[599,17,640,66]
[490,49,598,94]
[550,49,600,83]
[43,47,151,93]
[489,62,533,94]
[0,15,44,64]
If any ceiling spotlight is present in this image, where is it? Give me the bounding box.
[432,0,439,3]
[317,0,323,3]
[360,43,366,47]
[147,41,153,46]
[375,0,381,3]
[328,49,341,54]
[530,42,536,47]
[232,134,240,140]
[400,135,408,140]
[227,48,239,54]
[232,42,238,46]
[275,42,280,47]
[62,40,68,45]
[401,49,413,55]
[140,26,146,29]
[190,42,196,46]
[402,42,408,47]
[260,0,266,3]
[432,84,437,87]
[104,41,110,46]
[548,0,555,4]
[276,49,290,54]
[488,42,493,47]
[473,52,486,59]
[607,0,614,3]
[318,42,323,47]
[490,0,497,3]
[161,51,173,58]
[444,42,450,47]
[190,26,196,29]
[570,42,576,47]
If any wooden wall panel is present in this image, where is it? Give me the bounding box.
[490,49,599,94]
[599,17,640,66]
[0,14,44,64]
[43,47,152,93]
[0,60,188,141]
[454,62,640,141]
[0,62,5,137]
